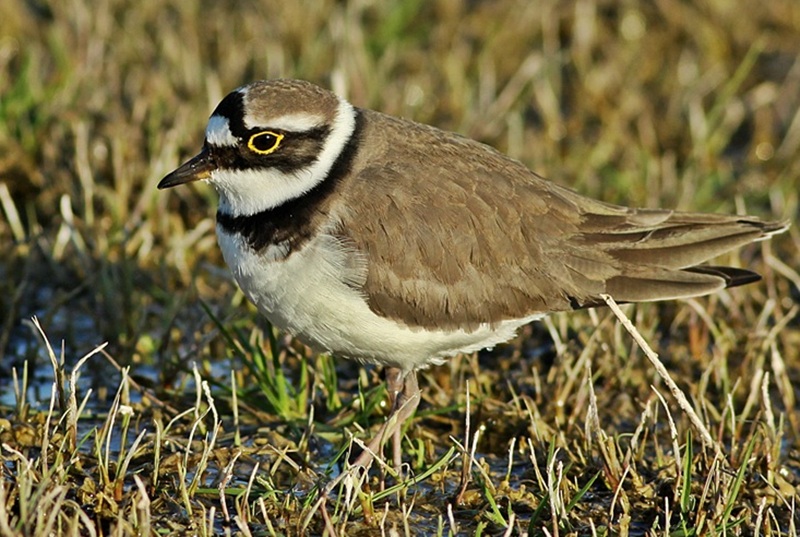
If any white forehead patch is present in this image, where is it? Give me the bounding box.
[243,112,326,133]
[205,115,239,147]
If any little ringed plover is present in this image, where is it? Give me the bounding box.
[159,79,788,473]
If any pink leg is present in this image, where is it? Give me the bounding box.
[323,368,420,496]
[385,367,407,474]
[348,368,420,474]
[319,367,420,498]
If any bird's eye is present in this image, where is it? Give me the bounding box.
[247,131,284,155]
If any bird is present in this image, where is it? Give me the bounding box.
[158,78,787,475]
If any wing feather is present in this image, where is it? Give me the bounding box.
[334,110,786,330]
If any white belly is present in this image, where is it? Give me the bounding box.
[217,228,541,371]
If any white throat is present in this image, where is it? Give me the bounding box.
[209,97,357,217]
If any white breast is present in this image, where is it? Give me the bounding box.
[217,227,542,371]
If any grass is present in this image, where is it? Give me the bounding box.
[1,0,799,535]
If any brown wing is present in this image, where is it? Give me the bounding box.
[336,110,786,331]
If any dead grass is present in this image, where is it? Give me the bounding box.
[1,0,799,535]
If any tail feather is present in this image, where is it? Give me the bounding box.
[563,204,788,308]
[604,266,761,303]
[609,227,766,269]
[684,265,762,288]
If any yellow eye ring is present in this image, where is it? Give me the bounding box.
[247,131,284,155]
